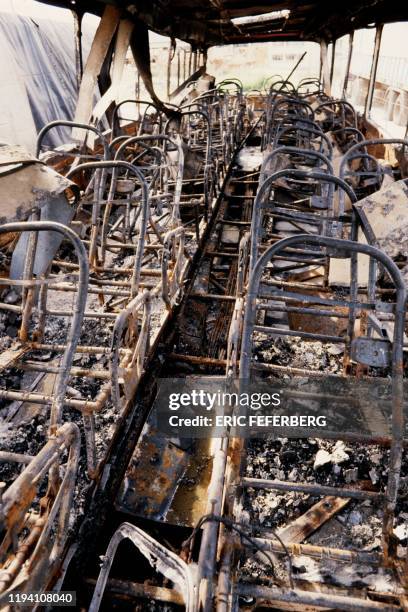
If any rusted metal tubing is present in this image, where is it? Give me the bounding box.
[169,353,228,367]
[241,234,406,557]
[45,309,117,320]
[0,389,99,412]
[190,293,236,302]
[85,578,184,606]
[315,99,357,129]
[66,160,149,295]
[47,282,132,298]
[257,303,351,318]
[197,438,229,610]
[110,99,164,141]
[226,194,255,199]
[27,423,81,564]
[0,302,21,313]
[263,146,334,175]
[253,324,344,343]
[109,290,151,411]
[54,259,160,277]
[220,220,251,225]
[252,537,382,565]
[0,451,35,464]
[161,227,186,308]
[259,285,391,307]
[272,125,333,157]
[339,138,408,176]
[167,109,212,215]
[0,422,80,596]
[21,362,112,380]
[216,535,234,612]
[51,265,162,279]
[0,519,45,595]
[0,222,89,434]
[339,138,408,215]
[0,278,47,287]
[241,477,380,500]
[250,169,357,269]
[36,120,109,160]
[88,523,195,612]
[235,584,400,611]
[205,251,239,258]
[29,342,132,355]
[20,210,40,343]
[114,134,184,222]
[260,253,326,265]
[252,361,381,382]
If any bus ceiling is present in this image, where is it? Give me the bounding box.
[35,0,408,46]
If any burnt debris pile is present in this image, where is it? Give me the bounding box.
[1,74,408,612]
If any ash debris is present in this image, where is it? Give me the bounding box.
[253,335,345,373]
[234,325,408,590]
[0,300,117,526]
[240,432,405,590]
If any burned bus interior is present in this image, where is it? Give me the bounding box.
[1,0,408,610]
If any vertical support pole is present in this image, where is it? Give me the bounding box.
[177,50,181,87]
[72,9,84,93]
[343,31,354,97]
[319,43,323,85]
[136,71,140,99]
[137,71,141,117]
[188,46,193,77]
[167,39,172,99]
[320,40,331,96]
[74,5,121,130]
[364,25,383,117]
[330,39,336,90]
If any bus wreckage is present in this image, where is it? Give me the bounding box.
[1,0,408,610]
